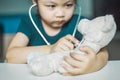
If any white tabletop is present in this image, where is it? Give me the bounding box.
[0,60,120,80]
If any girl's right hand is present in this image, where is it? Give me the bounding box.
[50,34,79,53]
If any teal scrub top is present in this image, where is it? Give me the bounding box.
[17,14,83,46]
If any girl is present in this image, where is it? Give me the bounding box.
[6,0,108,76]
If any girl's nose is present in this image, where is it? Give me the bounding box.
[55,9,65,18]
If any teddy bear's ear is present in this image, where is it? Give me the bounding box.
[102,15,116,33]
[77,19,90,34]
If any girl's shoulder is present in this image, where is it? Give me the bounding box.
[20,14,36,25]
[72,14,85,20]
[66,14,85,28]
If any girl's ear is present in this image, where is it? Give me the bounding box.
[32,0,37,4]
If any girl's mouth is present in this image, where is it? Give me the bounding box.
[55,21,65,25]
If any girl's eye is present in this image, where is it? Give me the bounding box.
[65,4,74,8]
[47,5,55,9]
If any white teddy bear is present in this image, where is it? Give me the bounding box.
[27,15,116,76]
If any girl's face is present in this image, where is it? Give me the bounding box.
[36,0,75,29]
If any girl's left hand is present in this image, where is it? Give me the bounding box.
[61,46,98,76]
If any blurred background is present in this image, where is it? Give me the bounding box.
[0,0,120,62]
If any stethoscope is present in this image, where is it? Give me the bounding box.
[28,3,81,45]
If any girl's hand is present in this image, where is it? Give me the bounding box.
[50,34,79,53]
[61,46,98,76]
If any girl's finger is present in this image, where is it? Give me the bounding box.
[79,46,96,55]
[61,63,82,76]
[70,52,88,62]
[64,56,83,68]
[65,34,79,45]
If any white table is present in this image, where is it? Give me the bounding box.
[0,60,120,80]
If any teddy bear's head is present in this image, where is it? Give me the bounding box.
[77,15,116,53]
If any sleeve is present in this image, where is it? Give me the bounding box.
[17,16,33,39]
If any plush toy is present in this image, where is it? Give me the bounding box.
[27,15,116,76]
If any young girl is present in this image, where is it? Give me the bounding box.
[6,0,108,76]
